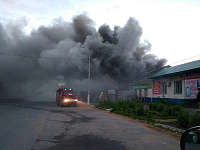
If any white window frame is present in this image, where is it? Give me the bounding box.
[161,82,167,95]
[174,80,182,94]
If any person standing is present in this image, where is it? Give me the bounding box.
[197,88,200,109]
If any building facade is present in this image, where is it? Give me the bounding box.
[129,60,200,104]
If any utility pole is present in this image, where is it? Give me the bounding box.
[82,45,90,105]
[87,50,90,105]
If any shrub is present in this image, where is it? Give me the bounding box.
[129,101,137,109]
[97,101,115,109]
[172,105,184,117]
[166,107,173,116]
[159,99,168,104]
[173,105,183,112]
[161,107,169,117]
[125,107,134,113]
[149,103,158,111]
[184,99,198,108]
[190,111,200,126]
[113,109,128,116]
[136,103,145,116]
[157,103,165,113]
[147,111,153,118]
[177,110,190,127]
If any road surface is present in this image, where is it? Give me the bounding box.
[0,99,180,150]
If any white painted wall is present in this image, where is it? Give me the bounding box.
[152,76,186,99]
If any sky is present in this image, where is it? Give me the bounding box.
[1,0,200,66]
[0,0,200,99]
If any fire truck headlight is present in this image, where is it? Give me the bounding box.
[64,99,68,102]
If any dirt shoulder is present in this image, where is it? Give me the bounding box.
[106,110,182,140]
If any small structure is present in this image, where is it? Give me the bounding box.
[108,90,117,102]
[99,90,117,102]
[99,92,109,101]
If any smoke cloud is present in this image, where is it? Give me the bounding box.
[0,14,167,99]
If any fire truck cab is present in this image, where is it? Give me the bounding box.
[56,88,77,107]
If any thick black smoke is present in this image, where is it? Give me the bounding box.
[0,14,167,99]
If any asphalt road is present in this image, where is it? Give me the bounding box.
[0,99,180,150]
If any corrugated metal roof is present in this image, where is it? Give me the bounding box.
[150,59,200,79]
[130,67,165,85]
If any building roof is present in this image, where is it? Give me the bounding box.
[129,66,165,85]
[150,59,200,79]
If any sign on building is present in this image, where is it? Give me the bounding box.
[153,81,161,94]
[185,73,200,98]
[130,83,152,90]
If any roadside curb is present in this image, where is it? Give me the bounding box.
[154,123,185,133]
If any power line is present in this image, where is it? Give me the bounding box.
[1,51,199,65]
[169,53,200,66]
[0,52,87,60]
[129,53,200,85]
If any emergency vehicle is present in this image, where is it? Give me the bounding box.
[56,88,77,107]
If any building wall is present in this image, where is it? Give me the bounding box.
[152,77,185,99]
[130,70,200,105]
[109,95,116,102]
[150,73,200,104]
[118,90,134,100]
[131,76,187,104]
[150,76,186,104]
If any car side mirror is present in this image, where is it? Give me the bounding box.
[180,126,200,150]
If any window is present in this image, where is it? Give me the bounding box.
[174,80,182,94]
[62,90,74,94]
[161,82,167,94]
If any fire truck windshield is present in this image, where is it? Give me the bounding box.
[62,91,74,94]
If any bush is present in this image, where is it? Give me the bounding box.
[125,107,134,113]
[177,110,190,127]
[113,109,128,116]
[184,99,198,108]
[161,107,169,117]
[159,99,168,104]
[166,107,173,116]
[190,111,200,126]
[98,100,198,128]
[136,103,145,116]
[172,105,184,117]
[149,103,158,111]
[96,101,115,109]
[173,105,183,112]
[157,103,165,113]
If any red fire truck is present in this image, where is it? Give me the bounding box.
[56,88,77,107]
